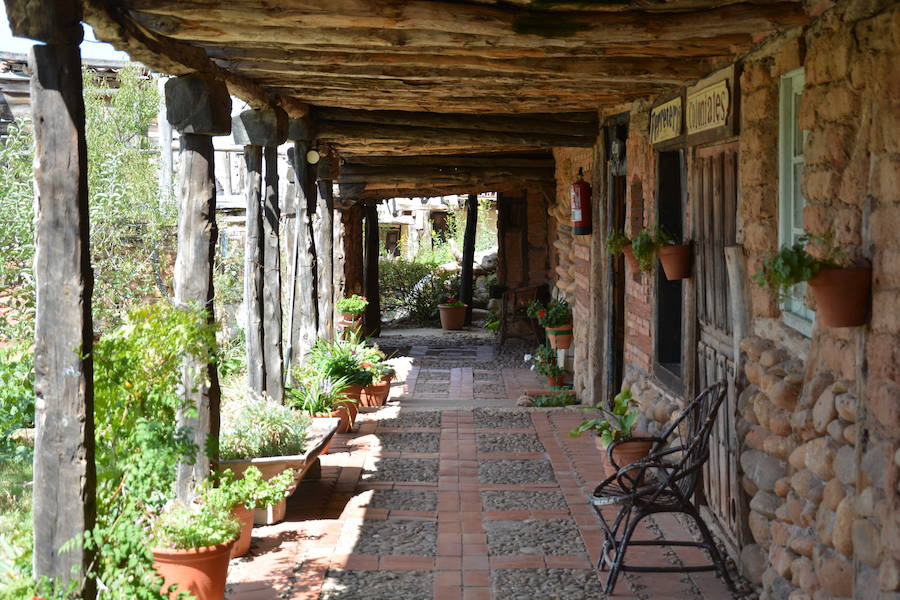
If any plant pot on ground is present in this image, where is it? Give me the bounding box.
[526,343,567,387]
[570,387,652,482]
[439,297,468,330]
[527,298,573,350]
[754,232,872,328]
[150,502,240,600]
[657,243,692,280]
[336,294,368,323]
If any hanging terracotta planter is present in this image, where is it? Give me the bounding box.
[546,374,565,387]
[439,304,467,330]
[152,540,235,600]
[657,244,691,280]
[230,506,253,558]
[622,244,639,272]
[545,324,573,349]
[809,266,872,327]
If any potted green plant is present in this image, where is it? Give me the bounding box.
[753,233,871,327]
[336,294,368,322]
[304,336,376,407]
[526,343,567,387]
[203,466,296,558]
[570,387,653,479]
[219,395,336,525]
[657,234,692,280]
[149,500,241,600]
[286,369,355,432]
[630,226,671,274]
[527,298,573,349]
[438,296,468,330]
[360,350,395,407]
[605,229,639,271]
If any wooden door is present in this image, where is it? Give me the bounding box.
[604,118,628,402]
[497,193,528,290]
[693,142,742,556]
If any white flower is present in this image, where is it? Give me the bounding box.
[523,354,532,362]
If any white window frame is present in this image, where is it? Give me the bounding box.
[778,68,813,336]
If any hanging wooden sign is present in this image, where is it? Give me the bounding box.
[649,96,682,146]
[687,80,730,135]
[684,65,739,145]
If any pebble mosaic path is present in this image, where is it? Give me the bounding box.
[225,338,737,600]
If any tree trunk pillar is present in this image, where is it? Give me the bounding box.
[286,117,318,366]
[243,146,265,393]
[460,194,478,324]
[315,158,335,340]
[165,74,231,499]
[233,108,288,397]
[363,202,381,337]
[262,145,283,401]
[342,203,365,299]
[27,36,96,596]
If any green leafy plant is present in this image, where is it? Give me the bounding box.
[303,337,376,387]
[205,467,296,511]
[530,392,578,407]
[570,387,640,447]
[441,296,466,307]
[150,502,240,550]
[379,257,460,323]
[605,229,631,256]
[0,345,34,457]
[753,232,844,301]
[631,226,673,273]
[220,396,310,459]
[484,307,500,333]
[525,344,565,377]
[336,294,368,315]
[526,298,571,328]
[285,369,352,416]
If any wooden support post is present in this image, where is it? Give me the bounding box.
[315,158,335,340]
[233,108,287,398]
[342,203,365,299]
[243,146,265,394]
[165,74,231,499]
[28,39,96,596]
[459,193,478,324]
[262,145,283,401]
[363,202,381,337]
[286,116,318,365]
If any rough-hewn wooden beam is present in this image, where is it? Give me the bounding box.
[337,166,556,187]
[28,39,96,598]
[343,154,555,170]
[127,2,807,47]
[80,0,308,115]
[314,108,597,138]
[318,121,595,150]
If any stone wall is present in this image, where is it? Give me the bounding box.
[551,147,594,396]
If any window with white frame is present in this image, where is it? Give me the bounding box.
[778,68,813,334]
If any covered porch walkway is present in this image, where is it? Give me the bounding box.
[226,336,736,600]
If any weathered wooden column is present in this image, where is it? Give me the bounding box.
[286,117,318,365]
[167,74,231,500]
[242,144,265,394]
[363,202,381,337]
[342,203,365,299]
[11,2,96,592]
[459,194,478,324]
[234,108,287,401]
[315,158,335,339]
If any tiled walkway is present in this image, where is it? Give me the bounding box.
[226,342,735,600]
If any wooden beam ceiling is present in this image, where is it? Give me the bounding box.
[84,0,807,117]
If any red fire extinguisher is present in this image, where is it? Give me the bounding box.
[571,167,592,235]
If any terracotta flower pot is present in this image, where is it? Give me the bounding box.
[362,378,390,406]
[340,311,362,322]
[622,244,639,271]
[324,409,351,434]
[230,506,253,558]
[595,437,654,482]
[658,244,692,280]
[545,324,573,349]
[809,266,872,327]
[546,374,565,387]
[439,304,467,330]
[336,399,358,428]
[152,539,235,600]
